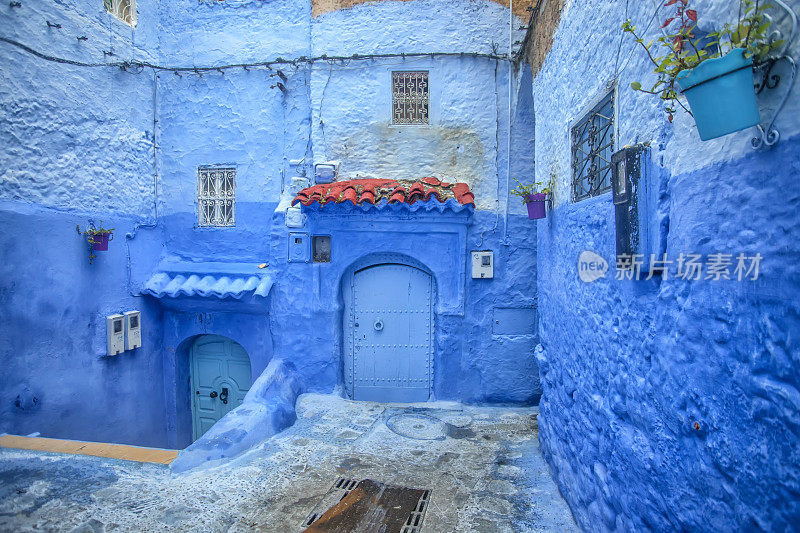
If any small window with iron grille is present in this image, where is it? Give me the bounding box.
[197,166,236,227]
[571,90,615,202]
[104,0,136,27]
[392,71,429,125]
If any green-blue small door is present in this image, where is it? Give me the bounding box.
[190,335,252,441]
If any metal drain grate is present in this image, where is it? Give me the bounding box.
[302,479,431,532]
[302,478,360,528]
[401,489,430,533]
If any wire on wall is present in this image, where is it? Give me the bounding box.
[0,36,510,75]
[503,0,514,245]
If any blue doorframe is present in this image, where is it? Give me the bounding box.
[343,256,435,402]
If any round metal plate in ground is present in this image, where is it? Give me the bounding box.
[386,413,447,440]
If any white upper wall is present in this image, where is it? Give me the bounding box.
[312,0,525,56]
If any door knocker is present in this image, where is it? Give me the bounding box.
[373,318,384,331]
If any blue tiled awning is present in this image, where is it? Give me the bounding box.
[144,273,272,299]
[142,261,273,300]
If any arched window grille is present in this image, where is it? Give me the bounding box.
[104,0,136,27]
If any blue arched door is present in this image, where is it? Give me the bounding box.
[190,335,252,440]
[347,263,433,402]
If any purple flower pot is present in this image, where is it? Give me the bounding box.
[89,232,111,251]
[524,193,547,220]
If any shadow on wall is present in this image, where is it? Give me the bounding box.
[170,358,302,473]
[172,335,197,449]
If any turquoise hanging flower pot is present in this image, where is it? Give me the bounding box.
[675,48,760,141]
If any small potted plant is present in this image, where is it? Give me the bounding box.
[77,222,114,264]
[623,0,781,140]
[511,178,553,220]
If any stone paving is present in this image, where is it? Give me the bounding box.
[0,394,579,532]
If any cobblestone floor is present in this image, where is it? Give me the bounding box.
[0,394,578,532]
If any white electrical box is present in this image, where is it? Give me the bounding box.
[107,314,125,356]
[289,176,310,193]
[314,161,340,184]
[124,310,142,350]
[471,251,494,279]
[285,206,306,228]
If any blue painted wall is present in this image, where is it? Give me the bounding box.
[0,0,167,446]
[1,0,541,449]
[529,0,800,529]
[0,201,168,446]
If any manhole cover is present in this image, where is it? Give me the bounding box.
[386,413,447,440]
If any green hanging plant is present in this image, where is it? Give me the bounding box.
[510,177,553,203]
[622,0,782,122]
[77,222,115,265]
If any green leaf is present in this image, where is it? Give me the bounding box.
[631,81,642,90]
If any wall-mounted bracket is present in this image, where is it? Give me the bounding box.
[751,0,797,150]
[545,192,553,212]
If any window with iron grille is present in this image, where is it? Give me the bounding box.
[571,90,615,202]
[104,0,136,27]
[392,71,429,125]
[197,166,236,227]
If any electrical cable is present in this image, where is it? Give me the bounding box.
[616,0,665,76]
[477,59,502,249]
[317,63,334,159]
[503,0,514,245]
[0,36,509,75]
[613,0,631,78]
[123,67,160,299]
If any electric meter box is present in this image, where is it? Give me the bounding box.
[124,310,142,350]
[471,251,494,279]
[288,232,310,263]
[107,314,125,356]
[314,161,340,184]
[285,206,306,228]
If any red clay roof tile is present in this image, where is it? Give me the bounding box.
[292,177,475,208]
